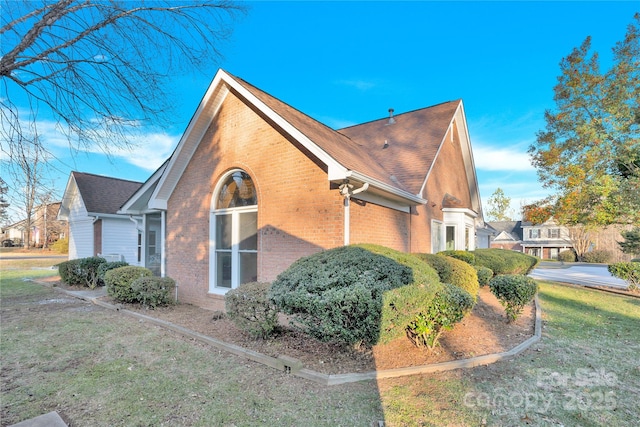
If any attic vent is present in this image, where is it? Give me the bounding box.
[386,108,396,125]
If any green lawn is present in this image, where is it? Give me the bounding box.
[2,258,639,426]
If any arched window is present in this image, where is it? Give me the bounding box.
[210,170,258,292]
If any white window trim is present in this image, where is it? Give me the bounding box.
[431,220,444,253]
[208,170,258,295]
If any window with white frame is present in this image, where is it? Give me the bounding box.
[529,228,541,239]
[210,170,258,291]
[445,225,456,250]
[548,228,560,239]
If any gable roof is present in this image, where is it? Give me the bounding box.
[62,172,143,216]
[143,69,481,213]
[486,221,524,241]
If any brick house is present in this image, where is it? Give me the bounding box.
[120,69,485,310]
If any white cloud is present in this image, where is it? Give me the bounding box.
[472,142,534,172]
[335,79,376,91]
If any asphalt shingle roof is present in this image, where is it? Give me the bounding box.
[72,172,143,214]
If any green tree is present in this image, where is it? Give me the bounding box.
[619,227,640,257]
[1,0,245,162]
[485,187,512,221]
[529,13,640,227]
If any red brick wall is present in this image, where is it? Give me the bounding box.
[166,91,345,307]
[350,201,410,252]
[414,125,474,253]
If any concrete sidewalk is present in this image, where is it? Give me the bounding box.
[9,411,67,427]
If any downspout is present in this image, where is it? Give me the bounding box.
[339,181,369,246]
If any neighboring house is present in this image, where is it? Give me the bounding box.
[1,202,67,247]
[487,221,524,252]
[120,69,485,310]
[58,172,143,266]
[520,218,572,259]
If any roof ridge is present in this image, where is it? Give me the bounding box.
[72,171,143,184]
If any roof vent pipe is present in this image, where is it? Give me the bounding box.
[387,108,396,125]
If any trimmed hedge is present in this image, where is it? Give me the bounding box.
[130,276,176,308]
[270,245,449,347]
[226,282,279,339]
[489,274,538,322]
[98,261,129,285]
[57,259,83,285]
[473,248,539,275]
[475,265,493,287]
[608,262,640,291]
[438,250,475,265]
[582,249,613,264]
[558,249,577,263]
[78,257,107,289]
[105,266,153,303]
[416,253,453,284]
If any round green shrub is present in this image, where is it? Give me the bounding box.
[226,282,279,339]
[98,261,129,285]
[416,253,453,284]
[57,259,83,285]
[474,248,538,275]
[438,250,475,265]
[406,283,474,350]
[50,238,68,254]
[105,266,153,303]
[475,265,493,287]
[582,249,613,264]
[608,262,640,292]
[130,276,176,308]
[270,246,414,346]
[489,274,538,322]
[444,256,479,300]
[557,249,577,263]
[79,256,107,289]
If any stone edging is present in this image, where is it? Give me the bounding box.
[53,285,543,386]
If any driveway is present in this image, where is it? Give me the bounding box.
[529,261,628,290]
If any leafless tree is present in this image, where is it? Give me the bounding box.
[1,0,245,161]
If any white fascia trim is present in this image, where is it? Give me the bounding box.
[442,207,478,218]
[120,162,168,214]
[222,71,348,178]
[86,212,134,220]
[419,100,460,196]
[149,72,230,209]
[453,101,483,217]
[345,170,426,206]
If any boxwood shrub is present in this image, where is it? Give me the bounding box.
[608,262,640,291]
[558,249,577,263]
[98,261,129,285]
[473,248,538,275]
[226,282,279,339]
[438,250,475,265]
[130,276,176,308]
[582,249,613,264]
[78,256,107,289]
[475,265,493,287]
[489,274,538,322]
[269,246,415,346]
[105,266,153,303]
[57,259,83,285]
[416,253,453,284]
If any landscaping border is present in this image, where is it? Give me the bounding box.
[50,284,542,386]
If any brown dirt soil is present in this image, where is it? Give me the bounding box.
[68,285,536,375]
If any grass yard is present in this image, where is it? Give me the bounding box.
[1,257,639,426]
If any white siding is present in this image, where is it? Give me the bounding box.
[101,218,139,264]
[67,183,94,260]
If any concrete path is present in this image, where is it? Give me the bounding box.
[9,411,67,427]
[529,262,628,290]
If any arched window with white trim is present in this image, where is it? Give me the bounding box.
[209,170,258,293]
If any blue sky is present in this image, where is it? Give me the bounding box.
[6,1,639,221]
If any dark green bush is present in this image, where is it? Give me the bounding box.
[474,248,538,275]
[226,282,279,339]
[97,261,129,285]
[105,266,153,303]
[475,265,493,287]
[130,276,176,308]
[438,250,475,265]
[57,259,83,285]
[78,257,107,289]
[608,262,640,292]
[270,246,415,346]
[489,274,538,322]
[406,283,474,350]
[416,253,453,284]
[558,249,577,263]
[582,249,613,264]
